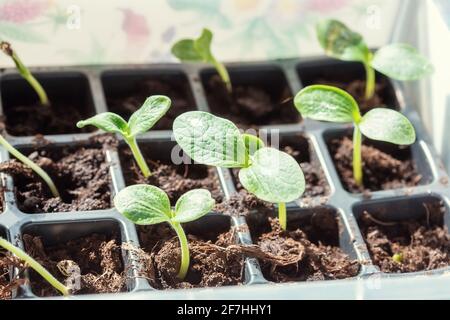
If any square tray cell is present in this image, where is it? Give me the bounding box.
[200,65,300,127]
[324,128,433,194]
[21,219,130,297]
[9,143,113,214]
[118,140,224,205]
[101,69,196,130]
[0,72,96,136]
[0,226,14,300]
[245,207,360,283]
[297,59,399,114]
[353,194,450,274]
[136,214,244,289]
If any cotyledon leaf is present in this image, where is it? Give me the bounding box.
[173,189,215,223]
[238,147,305,203]
[76,112,129,135]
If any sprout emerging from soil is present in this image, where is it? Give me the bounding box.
[77,95,171,178]
[392,253,403,264]
[316,19,433,100]
[0,237,69,296]
[173,111,305,230]
[294,85,416,187]
[0,135,60,198]
[172,28,231,92]
[114,184,214,280]
[0,41,49,106]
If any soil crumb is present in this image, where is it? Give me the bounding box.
[328,136,421,193]
[23,233,126,296]
[0,253,25,300]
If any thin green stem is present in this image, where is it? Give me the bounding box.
[278,202,287,231]
[0,135,59,198]
[353,126,363,187]
[0,237,69,296]
[125,137,151,178]
[213,59,232,93]
[364,62,375,100]
[20,66,49,106]
[171,221,189,280]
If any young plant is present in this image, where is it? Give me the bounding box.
[114,185,214,280]
[294,84,416,187]
[77,95,171,178]
[316,19,433,100]
[173,111,305,230]
[0,135,59,198]
[0,237,69,296]
[0,41,49,106]
[172,28,231,92]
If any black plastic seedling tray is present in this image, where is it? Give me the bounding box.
[0,57,449,299]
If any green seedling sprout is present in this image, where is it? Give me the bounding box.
[114,185,214,280]
[172,28,231,92]
[392,252,403,264]
[0,41,49,106]
[77,95,171,178]
[316,19,433,100]
[0,135,59,198]
[0,237,69,296]
[173,111,305,230]
[294,85,416,187]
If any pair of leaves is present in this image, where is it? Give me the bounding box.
[294,85,416,145]
[172,28,214,64]
[114,184,214,225]
[173,111,305,203]
[316,19,433,81]
[77,95,171,138]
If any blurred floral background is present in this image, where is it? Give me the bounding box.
[0,0,401,66]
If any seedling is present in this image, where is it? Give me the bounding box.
[0,41,49,106]
[173,111,305,230]
[316,19,433,100]
[172,28,231,92]
[0,237,69,296]
[114,185,214,280]
[294,84,416,187]
[0,135,59,198]
[392,252,403,264]
[77,95,171,178]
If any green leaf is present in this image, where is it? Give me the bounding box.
[294,85,361,123]
[171,39,203,61]
[173,111,247,168]
[114,184,171,225]
[128,95,171,137]
[239,147,305,203]
[76,112,129,134]
[371,43,433,81]
[358,108,416,145]
[316,19,370,62]
[194,28,213,62]
[173,189,215,223]
[242,133,265,156]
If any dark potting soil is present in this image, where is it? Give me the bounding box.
[215,189,273,217]
[313,79,397,114]
[23,232,126,296]
[360,203,450,273]
[0,137,113,213]
[328,136,421,193]
[248,215,359,282]
[132,224,244,289]
[0,252,25,300]
[2,103,95,137]
[105,78,195,130]
[119,145,223,205]
[203,75,300,128]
